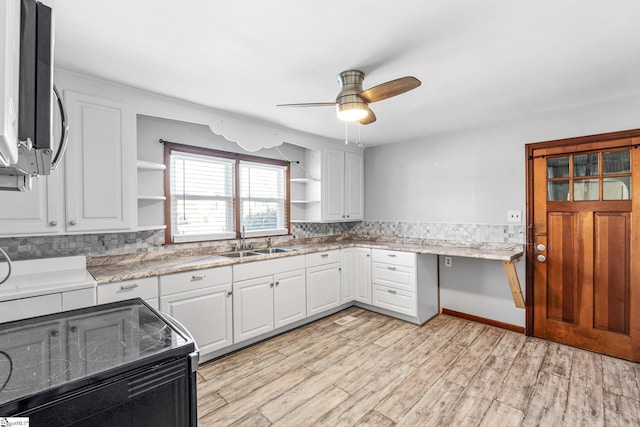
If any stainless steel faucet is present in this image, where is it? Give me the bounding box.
[240,226,246,250]
[266,237,272,248]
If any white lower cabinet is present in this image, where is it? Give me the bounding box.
[161,284,233,355]
[353,247,372,304]
[159,267,233,358]
[233,268,306,343]
[370,249,439,323]
[306,250,342,316]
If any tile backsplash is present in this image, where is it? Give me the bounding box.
[0,220,524,260]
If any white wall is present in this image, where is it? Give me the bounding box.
[364,92,640,327]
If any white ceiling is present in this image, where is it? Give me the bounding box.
[50,0,640,146]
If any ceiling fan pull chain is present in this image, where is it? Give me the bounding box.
[344,121,349,145]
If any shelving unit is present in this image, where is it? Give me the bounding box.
[136,160,166,231]
[289,149,322,222]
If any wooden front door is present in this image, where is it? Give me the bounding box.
[527,131,640,361]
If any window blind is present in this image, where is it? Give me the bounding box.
[239,161,288,236]
[170,150,235,242]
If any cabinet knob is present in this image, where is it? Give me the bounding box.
[70,326,78,333]
[50,330,59,337]
[346,215,350,218]
[366,254,370,257]
[537,254,547,263]
[227,291,233,297]
[275,281,280,286]
[270,282,274,288]
[49,220,58,227]
[69,220,77,226]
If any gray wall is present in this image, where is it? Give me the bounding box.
[364,92,640,327]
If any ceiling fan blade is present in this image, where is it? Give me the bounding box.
[359,76,421,103]
[276,102,336,108]
[359,108,376,125]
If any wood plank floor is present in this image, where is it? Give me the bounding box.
[196,307,640,426]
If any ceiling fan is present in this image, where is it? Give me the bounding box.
[276,70,421,125]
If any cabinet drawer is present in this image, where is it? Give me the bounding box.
[98,277,159,304]
[160,266,232,296]
[372,285,417,317]
[372,262,416,292]
[233,255,305,282]
[0,293,62,323]
[305,250,340,268]
[372,249,416,268]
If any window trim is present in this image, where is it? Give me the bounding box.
[164,142,290,245]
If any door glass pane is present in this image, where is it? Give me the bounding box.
[573,179,599,201]
[603,150,631,174]
[603,177,631,200]
[548,180,570,201]
[573,154,599,177]
[547,157,569,178]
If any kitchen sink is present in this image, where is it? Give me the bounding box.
[252,247,297,254]
[219,250,261,258]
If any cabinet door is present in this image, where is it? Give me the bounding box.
[354,247,372,304]
[322,148,345,221]
[63,91,134,232]
[344,152,363,220]
[233,276,274,343]
[274,269,306,328]
[306,263,341,316]
[160,283,233,355]
[0,173,61,235]
[340,248,354,303]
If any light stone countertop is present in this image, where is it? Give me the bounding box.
[87,238,524,285]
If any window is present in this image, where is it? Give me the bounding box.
[165,143,289,243]
[546,149,631,202]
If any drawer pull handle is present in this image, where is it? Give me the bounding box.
[321,254,329,258]
[387,289,397,294]
[192,274,206,281]
[120,283,138,291]
[388,254,397,258]
[388,266,397,271]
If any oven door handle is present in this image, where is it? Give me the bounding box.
[157,311,199,372]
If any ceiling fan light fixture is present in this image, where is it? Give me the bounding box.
[336,101,368,121]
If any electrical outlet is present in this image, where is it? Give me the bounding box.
[507,210,522,223]
[444,257,452,268]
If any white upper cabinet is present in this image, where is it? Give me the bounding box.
[344,152,364,220]
[63,91,135,232]
[322,148,363,222]
[0,0,20,167]
[0,173,61,235]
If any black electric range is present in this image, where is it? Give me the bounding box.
[0,299,198,426]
